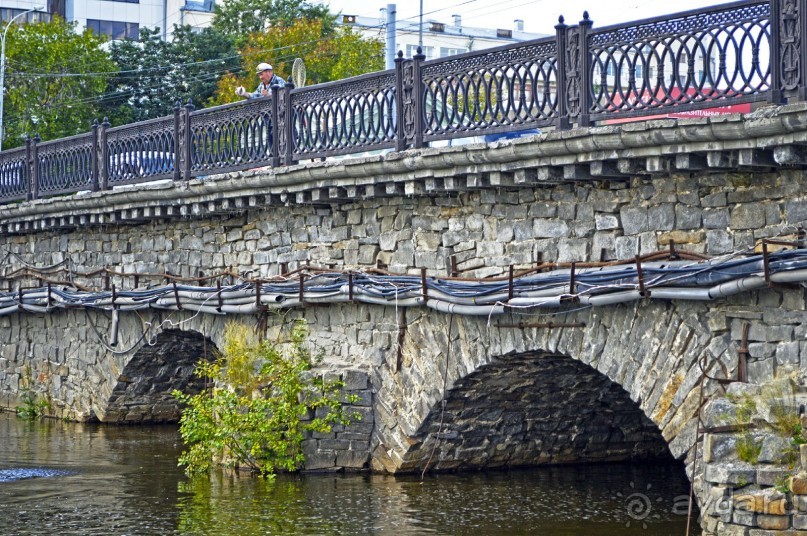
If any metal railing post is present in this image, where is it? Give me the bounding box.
[394,50,407,152]
[99,117,109,190]
[800,0,807,100]
[412,47,425,149]
[769,0,784,103]
[91,119,99,192]
[554,16,570,130]
[578,12,593,127]
[24,135,32,200]
[282,79,295,166]
[182,99,194,180]
[271,87,280,167]
[29,134,39,200]
[172,101,181,181]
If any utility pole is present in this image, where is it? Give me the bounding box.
[385,4,396,70]
[419,0,423,48]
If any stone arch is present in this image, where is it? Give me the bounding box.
[100,329,216,423]
[371,300,723,475]
[395,351,673,472]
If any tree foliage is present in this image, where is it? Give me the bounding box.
[102,25,238,125]
[212,0,335,42]
[2,17,114,148]
[173,321,357,477]
[212,19,383,105]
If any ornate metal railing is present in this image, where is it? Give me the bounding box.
[291,71,398,160]
[1,0,805,205]
[420,37,559,143]
[36,132,95,197]
[585,0,772,123]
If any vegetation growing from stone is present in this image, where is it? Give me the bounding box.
[761,377,803,441]
[725,391,761,464]
[173,320,356,477]
[15,366,50,420]
[723,376,805,466]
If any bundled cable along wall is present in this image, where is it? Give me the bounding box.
[1,248,807,318]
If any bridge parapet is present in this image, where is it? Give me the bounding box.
[0,0,805,207]
[3,103,807,235]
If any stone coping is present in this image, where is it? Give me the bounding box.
[2,102,807,234]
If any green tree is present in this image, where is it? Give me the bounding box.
[212,19,383,105]
[212,0,335,42]
[171,25,238,107]
[173,321,357,477]
[2,17,114,148]
[102,27,175,125]
[102,25,238,124]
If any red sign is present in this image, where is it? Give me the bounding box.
[602,87,751,124]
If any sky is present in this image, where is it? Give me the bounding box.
[317,0,731,35]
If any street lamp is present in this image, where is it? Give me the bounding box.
[0,5,44,153]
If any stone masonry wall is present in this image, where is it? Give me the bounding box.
[1,170,804,283]
[1,167,807,531]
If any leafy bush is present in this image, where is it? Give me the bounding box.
[173,320,356,477]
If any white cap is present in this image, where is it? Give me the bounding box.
[256,63,273,73]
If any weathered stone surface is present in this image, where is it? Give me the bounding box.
[706,463,756,486]
[793,474,807,495]
[734,490,788,515]
[756,514,790,530]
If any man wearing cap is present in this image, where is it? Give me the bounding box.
[235,63,286,99]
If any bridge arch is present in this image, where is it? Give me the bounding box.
[396,351,673,472]
[101,329,216,423]
[370,299,723,476]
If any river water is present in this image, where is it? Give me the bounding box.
[0,411,699,535]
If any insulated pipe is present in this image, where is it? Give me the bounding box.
[504,296,564,308]
[708,276,766,299]
[770,269,807,283]
[581,290,643,307]
[109,308,119,347]
[420,298,505,316]
[644,288,713,300]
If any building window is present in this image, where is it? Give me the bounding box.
[440,47,466,58]
[0,8,50,24]
[406,44,434,60]
[87,19,139,40]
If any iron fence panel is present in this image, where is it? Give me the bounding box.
[588,0,770,121]
[0,147,28,202]
[420,37,559,143]
[189,98,275,177]
[36,133,94,196]
[106,115,176,186]
[292,70,398,160]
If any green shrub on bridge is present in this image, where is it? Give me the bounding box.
[172,320,355,477]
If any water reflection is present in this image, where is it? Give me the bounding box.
[0,412,698,535]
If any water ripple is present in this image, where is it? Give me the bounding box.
[0,468,75,482]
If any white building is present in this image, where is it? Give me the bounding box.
[1,0,213,40]
[338,10,547,63]
[2,1,542,47]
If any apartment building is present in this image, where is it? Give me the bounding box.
[1,0,213,40]
[338,10,547,62]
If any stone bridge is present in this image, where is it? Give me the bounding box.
[4,105,807,533]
